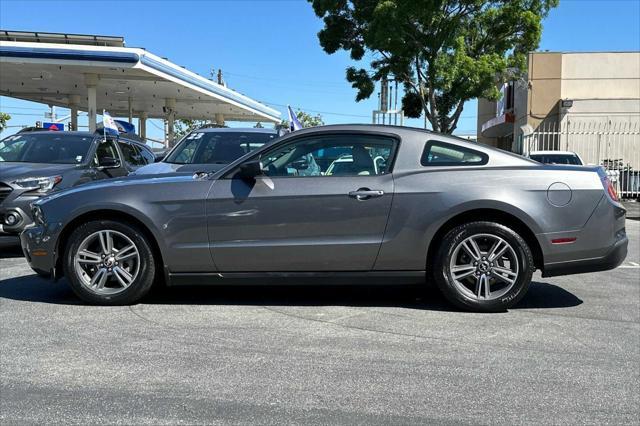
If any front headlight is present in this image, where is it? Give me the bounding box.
[14,176,62,193]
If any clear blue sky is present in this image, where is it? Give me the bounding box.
[1,0,639,139]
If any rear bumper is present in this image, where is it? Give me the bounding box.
[542,233,628,277]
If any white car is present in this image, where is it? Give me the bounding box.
[326,154,387,176]
[527,151,584,166]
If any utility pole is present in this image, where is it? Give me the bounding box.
[372,77,404,126]
[217,69,224,86]
[215,68,225,126]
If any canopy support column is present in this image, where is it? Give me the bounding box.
[138,112,147,139]
[215,113,225,127]
[128,97,133,124]
[165,98,176,148]
[69,94,80,131]
[85,74,98,133]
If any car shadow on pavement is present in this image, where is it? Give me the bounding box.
[513,282,583,309]
[0,275,582,311]
[0,245,23,259]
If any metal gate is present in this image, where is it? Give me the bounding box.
[523,121,640,199]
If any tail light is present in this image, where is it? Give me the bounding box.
[601,175,619,202]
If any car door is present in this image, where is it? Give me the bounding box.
[207,133,398,271]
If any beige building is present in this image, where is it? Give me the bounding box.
[478,51,640,152]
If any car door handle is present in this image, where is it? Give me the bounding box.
[348,188,385,200]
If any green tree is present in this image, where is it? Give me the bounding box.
[174,119,214,140]
[281,109,325,129]
[0,112,11,133]
[309,0,558,133]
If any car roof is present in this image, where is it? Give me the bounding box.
[529,151,578,156]
[10,130,96,137]
[195,127,277,134]
[284,123,483,144]
[273,124,540,167]
[8,130,154,151]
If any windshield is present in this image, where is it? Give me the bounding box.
[530,154,581,165]
[165,131,277,164]
[0,133,94,164]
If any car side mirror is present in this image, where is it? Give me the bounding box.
[238,159,264,179]
[154,154,165,163]
[98,156,121,169]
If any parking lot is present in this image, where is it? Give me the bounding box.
[0,218,638,424]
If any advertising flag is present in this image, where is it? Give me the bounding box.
[287,105,303,131]
[102,111,119,136]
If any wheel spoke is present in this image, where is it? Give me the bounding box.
[112,266,133,288]
[114,244,137,261]
[492,266,518,284]
[488,239,509,262]
[475,274,490,298]
[91,268,108,289]
[452,264,476,281]
[77,250,102,264]
[462,239,482,261]
[98,231,113,254]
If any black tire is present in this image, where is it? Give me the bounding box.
[63,220,156,305]
[433,221,534,312]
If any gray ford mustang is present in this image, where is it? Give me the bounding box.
[20,125,627,311]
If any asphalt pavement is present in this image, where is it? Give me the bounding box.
[0,221,638,425]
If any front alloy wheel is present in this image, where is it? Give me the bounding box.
[74,230,140,295]
[64,220,156,305]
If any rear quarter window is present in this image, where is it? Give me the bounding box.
[421,141,488,167]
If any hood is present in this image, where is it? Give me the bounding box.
[0,162,78,182]
[133,162,228,176]
[36,172,199,205]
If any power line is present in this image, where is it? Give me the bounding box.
[225,71,347,88]
[0,105,50,111]
[261,100,371,119]
[0,112,44,116]
[149,119,165,131]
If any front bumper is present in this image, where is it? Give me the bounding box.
[0,195,40,235]
[20,222,63,278]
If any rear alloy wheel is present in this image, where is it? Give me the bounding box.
[433,221,534,312]
[64,220,156,305]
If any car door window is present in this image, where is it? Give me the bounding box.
[138,145,155,164]
[94,139,120,166]
[118,141,146,168]
[259,135,397,177]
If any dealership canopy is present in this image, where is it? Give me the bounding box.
[0,30,280,142]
